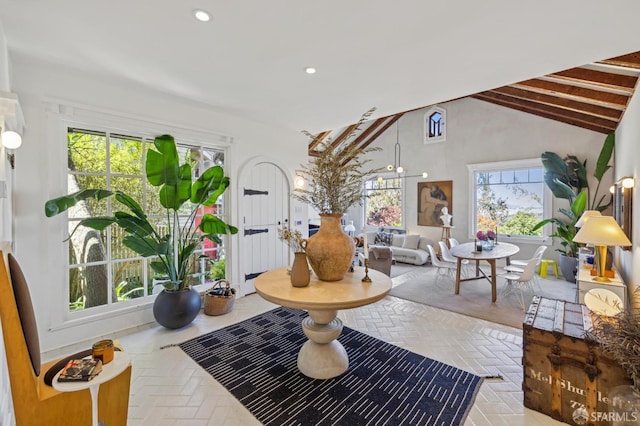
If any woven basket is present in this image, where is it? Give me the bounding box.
[204,280,236,316]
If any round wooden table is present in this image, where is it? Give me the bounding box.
[255,266,391,379]
[449,242,520,303]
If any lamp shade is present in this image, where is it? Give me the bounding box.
[573,216,631,247]
[575,210,602,227]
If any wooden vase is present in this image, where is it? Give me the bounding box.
[304,213,355,281]
[290,252,310,287]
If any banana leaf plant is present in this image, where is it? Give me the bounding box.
[532,132,614,257]
[45,134,238,291]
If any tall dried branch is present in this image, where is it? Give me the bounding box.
[294,108,383,214]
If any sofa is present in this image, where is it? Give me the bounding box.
[362,228,433,266]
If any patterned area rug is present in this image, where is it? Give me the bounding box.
[179,307,483,426]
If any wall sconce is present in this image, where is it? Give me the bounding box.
[1,128,22,170]
[294,176,305,188]
[610,176,635,193]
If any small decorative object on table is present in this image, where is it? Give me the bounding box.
[92,339,114,364]
[278,226,310,287]
[57,358,103,382]
[476,230,495,251]
[204,280,236,316]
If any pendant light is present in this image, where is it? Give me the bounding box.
[387,120,404,174]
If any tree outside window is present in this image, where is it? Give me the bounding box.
[364,177,402,228]
[469,160,549,240]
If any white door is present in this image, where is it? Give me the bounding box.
[240,162,290,294]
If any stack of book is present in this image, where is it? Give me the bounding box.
[57,358,103,382]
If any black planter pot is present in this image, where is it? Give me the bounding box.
[558,254,578,283]
[153,288,201,329]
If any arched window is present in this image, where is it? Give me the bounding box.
[424,106,446,144]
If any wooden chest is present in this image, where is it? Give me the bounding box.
[523,296,632,425]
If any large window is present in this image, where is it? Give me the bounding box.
[364,176,402,228]
[66,128,227,312]
[468,159,551,242]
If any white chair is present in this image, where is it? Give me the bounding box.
[504,245,547,289]
[426,244,457,282]
[500,257,538,310]
[448,238,460,247]
[438,241,469,277]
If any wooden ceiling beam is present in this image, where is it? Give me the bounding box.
[472,92,617,134]
[598,52,640,69]
[513,79,630,109]
[549,68,638,92]
[340,114,404,165]
[489,86,623,121]
[338,116,388,155]
[307,130,331,153]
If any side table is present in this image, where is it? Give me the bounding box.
[53,351,131,426]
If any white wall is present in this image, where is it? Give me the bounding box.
[614,82,640,304]
[9,52,308,352]
[358,97,610,261]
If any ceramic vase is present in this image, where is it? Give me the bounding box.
[304,213,355,281]
[290,252,310,287]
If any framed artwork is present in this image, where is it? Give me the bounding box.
[613,181,633,249]
[418,180,453,227]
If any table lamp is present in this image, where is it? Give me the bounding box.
[575,210,602,227]
[573,216,631,282]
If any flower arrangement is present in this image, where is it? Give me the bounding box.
[278,227,306,253]
[476,230,496,241]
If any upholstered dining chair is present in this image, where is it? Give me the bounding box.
[0,251,132,425]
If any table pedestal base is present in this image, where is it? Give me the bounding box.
[297,309,348,379]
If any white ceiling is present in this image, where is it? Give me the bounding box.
[2,0,640,133]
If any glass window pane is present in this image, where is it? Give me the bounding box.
[68,176,108,217]
[365,177,402,228]
[69,263,109,311]
[112,260,145,303]
[473,165,545,238]
[68,130,107,174]
[514,169,528,183]
[110,136,144,175]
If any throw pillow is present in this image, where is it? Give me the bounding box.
[403,234,421,250]
[391,234,404,247]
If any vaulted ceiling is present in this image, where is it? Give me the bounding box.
[309,52,640,157]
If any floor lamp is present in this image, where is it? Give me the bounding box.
[573,216,631,283]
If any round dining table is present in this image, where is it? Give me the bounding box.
[449,242,520,303]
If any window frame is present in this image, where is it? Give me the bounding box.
[467,158,552,245]
[50,108,232,327]
[363,173,404,230]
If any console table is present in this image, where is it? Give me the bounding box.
[255,267,391,379]
[577,267,627,309]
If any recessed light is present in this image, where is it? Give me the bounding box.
[304,67,316,74]
[193,9,211,22]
